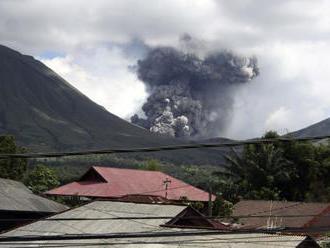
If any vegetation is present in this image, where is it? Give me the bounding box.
[0,136,27,181]
[1,132,330,207]
[24,164,60,194]
[213,196,233,218]
[138,159,162,171]
[321,234,330,248]
[221,131,330,203]
[0,136,59,194]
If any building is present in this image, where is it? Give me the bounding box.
[0,200,320,247]
[0,178,68,232]
[232,200,330,232]
[46,166,214,202]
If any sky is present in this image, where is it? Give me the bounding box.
[1,0,330,139]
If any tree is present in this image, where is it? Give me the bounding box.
[24,164,60,194]
[212,194,233,217]
[263,130,280,139]
[222,130,330,202]
[182,165,224,215]
[0,135,27,181]
[223,143,294,200]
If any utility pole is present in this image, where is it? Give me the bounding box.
[208,185,213,217]
[163,177,171,199]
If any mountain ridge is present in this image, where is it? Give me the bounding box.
[0,44,228,165]
[287,118,330,140]
[0,44,159,151]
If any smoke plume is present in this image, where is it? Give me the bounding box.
[131,45,259,138]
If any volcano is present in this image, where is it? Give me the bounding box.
[0,44,225,164]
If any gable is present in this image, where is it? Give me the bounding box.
[79,167,108,183]
[164,206,228,229]
[47,166,213,202]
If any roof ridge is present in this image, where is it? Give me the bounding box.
[93,199,188,206]
[46,166,213,201]
[0,177,23,184]
[241,199,329,205]
[92,165,166,174]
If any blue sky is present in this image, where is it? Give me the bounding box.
[40,50,65,59]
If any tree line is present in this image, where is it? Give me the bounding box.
[1,132,330,204]
[0,136,60,194]
[211,131,330,203]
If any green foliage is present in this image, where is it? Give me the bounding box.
[212,195,233,217]
[263,130,280,139]
[191,201,205,211]
[139,159,161,171]
[181,165,219,190]
[223,144,293,201]
[222,131,330,202]
[51,164,87,184]
[0,135,27,181]
[321,236,330,248]
[24,164,60,194]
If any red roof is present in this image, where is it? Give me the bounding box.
[46,166,214,202]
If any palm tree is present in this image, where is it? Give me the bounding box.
[223,144,293,200]
[223,148,249,182]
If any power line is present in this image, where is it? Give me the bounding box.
[82,205,161,230]
[1,214,330,222]
[0,235,319,247]
[0,135,329,159]
[238,202,304,218]
[113,184,193,197]
[45,184,194,203]
[0,227,329,243]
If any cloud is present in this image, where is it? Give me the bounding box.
[1,0,330,138]
[41,45,147,119]
[226,41,330,138]
[265,107,292,134]
[0,0,219,53]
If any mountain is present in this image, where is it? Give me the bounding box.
[288,118,330,139]
[0,44,226,165]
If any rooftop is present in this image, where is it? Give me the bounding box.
[0,201,318,247]
[233,200,330,229]
[0,178,68,213]
[46,166,214,202]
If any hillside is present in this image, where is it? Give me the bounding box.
[288,118,330,139]
[0,45,226,165]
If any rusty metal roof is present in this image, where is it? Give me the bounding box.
[46,166,214,201]
[232,200,330,229]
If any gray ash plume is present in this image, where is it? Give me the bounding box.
[131,46,259,138]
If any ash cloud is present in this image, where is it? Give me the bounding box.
[131,45,259,139]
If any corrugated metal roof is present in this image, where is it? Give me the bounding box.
[2,201,186,236]
[0,201,318,247]
[233,200,330,229]
[46,166,214,201]
[0,233,314,247]
[0,178,68,213]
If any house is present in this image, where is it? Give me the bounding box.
[0,200,320,247]
[46,166,215,202]
[0,178,68,232]
[232,200,330,232]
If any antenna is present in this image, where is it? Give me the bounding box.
[267,200,273,229]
